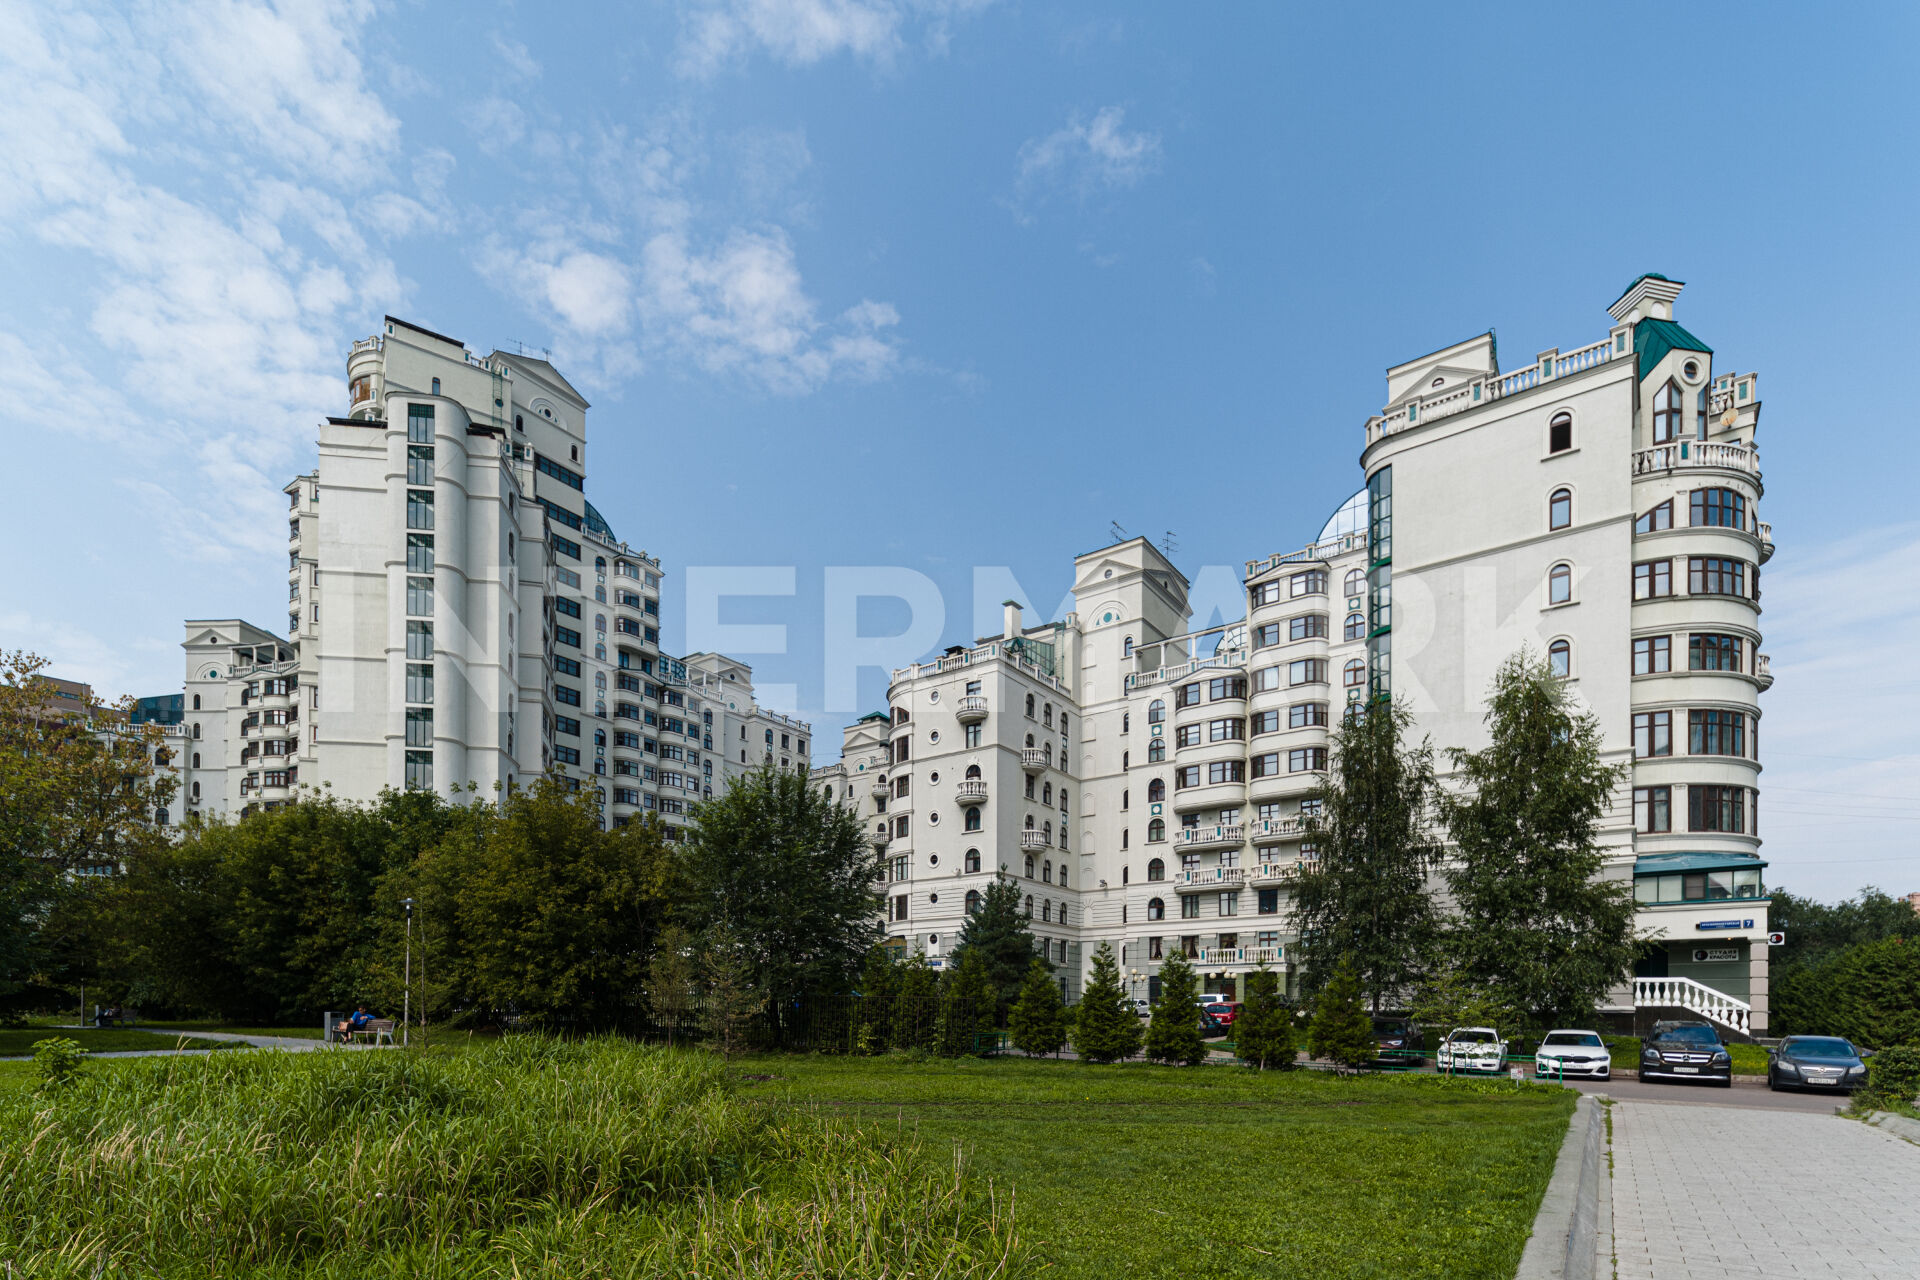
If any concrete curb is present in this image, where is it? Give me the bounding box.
[1515,1093,1606,1280]
[1865,1110,1920,1146]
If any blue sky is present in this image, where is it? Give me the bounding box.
[2,1,1916,901]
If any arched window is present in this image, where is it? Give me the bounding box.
[191,722,200,739]
[155,808,169,826]
[1042,900,1052,922]
[1024,815,1035,831]
[964,807,981,831]
[1344,612,1366,641]
[596,556,607,571]
[1043,859,1052,883]
[594,614,607,632]
[1025,895,1034,916]
[1549,638,1572,678]
[190,780,200,800]
[1025,733,1035,748]
[1122,865,1130,885]
[1122,750,1130,770]
[1344,569,1364,597]
[1043,703,1053,727]
[1148,740,1165,762]
[192,693,201,710]
[965,763,981,779]
[1044,743,1053,766]
[1653,380,1682,443]
[1147,778,1166,802]
[1148,818,1166,843]
[1147,857,1165,881]
[595,643,606,661]
[1549,411,1573,454]
[595,672,607,689]
[965,889,981,913]
[1059,865,1068,887]
[1549,487,1572,531]
[1696,386,1710,440]
[191,753,200,770]
[1122,712,1131,734]
[1123,635,1135,657]
[1025,693,1035,717]
[1043,820,1052,843]
[1343,659,1367,688]
[965,848,981,872]
[1122,828,1130,849]
[1548,563,1573,605]
[1042,782,1052,805]
[1148,699,1166,724]
[1147,896,1165,920]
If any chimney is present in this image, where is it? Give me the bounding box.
[1002,599,1023,641]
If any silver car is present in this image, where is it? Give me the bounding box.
[1534,1029,1611,1080]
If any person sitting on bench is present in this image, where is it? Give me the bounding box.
[335,1006,375,1041]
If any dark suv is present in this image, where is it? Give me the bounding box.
[1371,1016,1423,1065]
[1639,1022,1733,1087]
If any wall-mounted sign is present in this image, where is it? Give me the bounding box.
[1692,948,1739,963]
[1696,920,1748,931]
[1768,931,1786,946]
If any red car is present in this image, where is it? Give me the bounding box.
[1203,1001,1243,1028]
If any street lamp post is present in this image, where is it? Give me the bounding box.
[402,897,414,1049]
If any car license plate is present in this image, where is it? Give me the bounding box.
[1674,1066,1699,1074]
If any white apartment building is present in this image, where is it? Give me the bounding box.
[821,275,1773,1034]
[171,318,806,836]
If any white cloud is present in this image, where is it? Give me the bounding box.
[1015,105,1162,202]
[491,33,542,81]
[676,0,995,76]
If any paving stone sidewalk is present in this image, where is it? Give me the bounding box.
[1609,1098,1920,1279]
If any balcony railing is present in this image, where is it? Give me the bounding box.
[1631,439,1759,477]
[1365,333,1625,446]
[955,779,989,803]
[1249,816,1303,842]
[1175,866,1245,889]
[1195,947,1243,965]
[956,696,988,723]
[1756,521,1774,563]
[1019,748,1048,773]
[1755,653,1773,691]
[1248,860,1293,884]
[1176,824,1244,850]
[1633,976,1751,1036]
[1020,830,1050,850]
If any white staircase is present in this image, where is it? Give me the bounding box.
[1633,976,1751,1036]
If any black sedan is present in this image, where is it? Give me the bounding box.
[1639,1024,1733,1087]
[1768,1036,1871,1092]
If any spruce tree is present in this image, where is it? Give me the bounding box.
[1008,957,1069,1057]
[856,945,901,1054]
[1308,958,1376,1071]
[1292,697,1441,1011]
[891,949,939,1050]
[1145,948,1206,1066]
[1438,651,1637,1030]
[1234,961,1298,1069]
[1071,941,1142,1063]
[954,876,1048,1024]
[936,943,996,1056]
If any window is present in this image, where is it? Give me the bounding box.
[1290,570,1327,597]
[1632,710,1671,758]
[1548,639,1571,677]
[1025,693,1035,717]
[1344,612,1366,641]
[1174,766,1201,789]
[1147,897,1165,921]
[964,723,982,748]
[1288,658,1327,686]
[1123,635,1134,657]
[965,848,981,873]
[1653,380,1683,443]
[405,750,432,791]
[1691,487,1746,530]
[1147,819,1165,843]
[1147,739,1166,762]
[554,685,581,707]
[553,596,582,619]
[1634,559,1673,600]
[1548,563,1573,605]
[1689,557,1749,598]
[1251,580,1283,607]
[554,626,580,648]
[1633,635,1670,675]
[1218,892,1238,917]
[964,807,981,832]
[1181,895,1200,919]
[1176,723,1203,748]
[1175,681,1202,709]
[1636,500,1674,534]
[1289,614,1327,641]
[1342,659,1366,688]
[404,532,436,574]
[1690,633,1744,672]
[405,708,433,747]
[406,402,433,444]
[1147,778,1165,802]
[555,716,580,737]
[551,533,580,560]
[1249,709,1280,735]
[1207,717,1245,742]
[1634,786,1671,834]
[406,489,434,530]
[1147,699,1166,724]
[1688,785,1748,833]
[1343,569,1365,598]
[1208,760,1245,784]
[1549,487,1572,531]
[1549,411,1572,454]
[1288,747,1327,772]
[1289,702,1328,729]
[407,620,433,660]
[965,890,981,914]
[1689,709,1747,756]
[407,444,434,486]
[534,454,585,490]
[1250,752,1280,778]
[405,662,433,704]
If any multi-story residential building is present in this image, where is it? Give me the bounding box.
[682,653,812,792]
[821,275,1775,1034]
[172,318,804,835]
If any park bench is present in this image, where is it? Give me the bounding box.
[324,1013,397,1046]
[91,1007,140,1027]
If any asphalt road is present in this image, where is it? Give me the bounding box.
[1560,1073,1853,1113]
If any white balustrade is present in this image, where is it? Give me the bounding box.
[1632,976,1751,1036]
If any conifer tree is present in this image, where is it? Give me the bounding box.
[1234,961,1298,1069]
[1008,956,1068,1057]
[855,945,901,1054]
[1071,941,1142,1064]
[935,943,996,1056]
[1308,958,1376,1071]
[1145,948,1206,1066]
[646,924,698,1046]
[954,876,1048,1024]
[891,948,939,1050]
[1438,651,1637,1030]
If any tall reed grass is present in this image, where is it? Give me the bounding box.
[0,1038,1022,1278]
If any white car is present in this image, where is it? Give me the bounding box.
[1534,1029,1612,1080]
[1435,1027,1507,1074]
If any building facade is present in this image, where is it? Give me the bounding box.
[821,276,1774,1033]
[171,318,806,835]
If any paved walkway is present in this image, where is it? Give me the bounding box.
[1609,1099,1920,1278]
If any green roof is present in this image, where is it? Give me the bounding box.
[1633,317,1713,380]
[1634,851,1765,876]
[857,711,891,723]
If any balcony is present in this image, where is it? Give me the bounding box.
[1755,653,1773,692]
[1019,748,1048,774]
[1019,830,1049,850]
[1248,859,1293,885]
[1757,521,1774,564]
[870,777,889,799]
[1249,816,1304,843]
[871,825,890,848]
[1176,823,1244,850]
[956,696,988,724]
[1174,866,1245,891]
[955,779,989,804]
[1195,947,1243,966]
[1631,439,1759,479]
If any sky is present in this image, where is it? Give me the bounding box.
[2,1,1916,903]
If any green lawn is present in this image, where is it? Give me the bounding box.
[0,1027,235,1057]
[137,1020,326,1040]
[747,1053,1576,1280]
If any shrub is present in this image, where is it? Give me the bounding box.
[1858,1043,1920,1112]
[32,1037,88,1094]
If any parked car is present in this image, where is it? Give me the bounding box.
[1435,1027,1507,1074]
[1639,1023,1733,1087]
[1371,1015,1424,1065]
[1129,996,1153,1017]
[1768,1036,1870,1092]
[1533,1029,1611,1080]
[1199,1009,1229,1039]
[1204,1001,1243,1029]
[1199,992,1233,1008]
